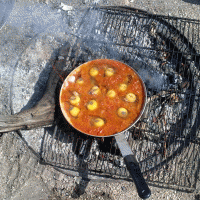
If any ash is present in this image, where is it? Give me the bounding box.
[9,6,200,176]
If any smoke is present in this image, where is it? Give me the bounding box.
[138,68,168,92]
[0,0,14,30]
[7,2,80,37]
[73,8,170,92]
[4,2,174,100]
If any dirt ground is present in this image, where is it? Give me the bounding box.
[0,0,200,199]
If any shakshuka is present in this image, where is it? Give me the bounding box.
[59,59,146,137]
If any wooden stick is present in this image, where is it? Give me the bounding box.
[0,43,71,133]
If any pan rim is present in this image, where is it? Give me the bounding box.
[59,58,147,138]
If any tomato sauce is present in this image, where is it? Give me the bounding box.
[60,59,146,137]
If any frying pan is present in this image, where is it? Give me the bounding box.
[59,59,151,199]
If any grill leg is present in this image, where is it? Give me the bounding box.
[71,161,90,198]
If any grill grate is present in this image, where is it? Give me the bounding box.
[13,7,200,192]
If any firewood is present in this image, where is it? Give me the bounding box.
[0,43,71,133]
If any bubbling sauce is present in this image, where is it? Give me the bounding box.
[59,59,146,137]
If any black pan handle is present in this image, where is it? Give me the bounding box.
[124,155,151,199]
[115,133,151,199]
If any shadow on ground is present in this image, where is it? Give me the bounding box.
[182,0,200,5]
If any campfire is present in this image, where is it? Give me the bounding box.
[0,6,199,194]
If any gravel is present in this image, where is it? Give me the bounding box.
[0,0,200,200]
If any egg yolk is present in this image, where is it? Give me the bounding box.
[107,90,116,98]
[119,83,127,91]
[87,100,98,111]
[70,95,80,106]
[93,118,105,127]
[105,67,115,76]
[117,107,128,118]
[89,67,99,76]
[90,86,100,95]
[69,107,80,117]
[125,93,136,102]
[76,78,84,84]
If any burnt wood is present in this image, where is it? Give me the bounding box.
[0,43,71,133]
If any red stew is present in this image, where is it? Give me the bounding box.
[60,59,146,137]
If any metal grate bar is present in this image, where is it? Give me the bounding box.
[20,7,200,192]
